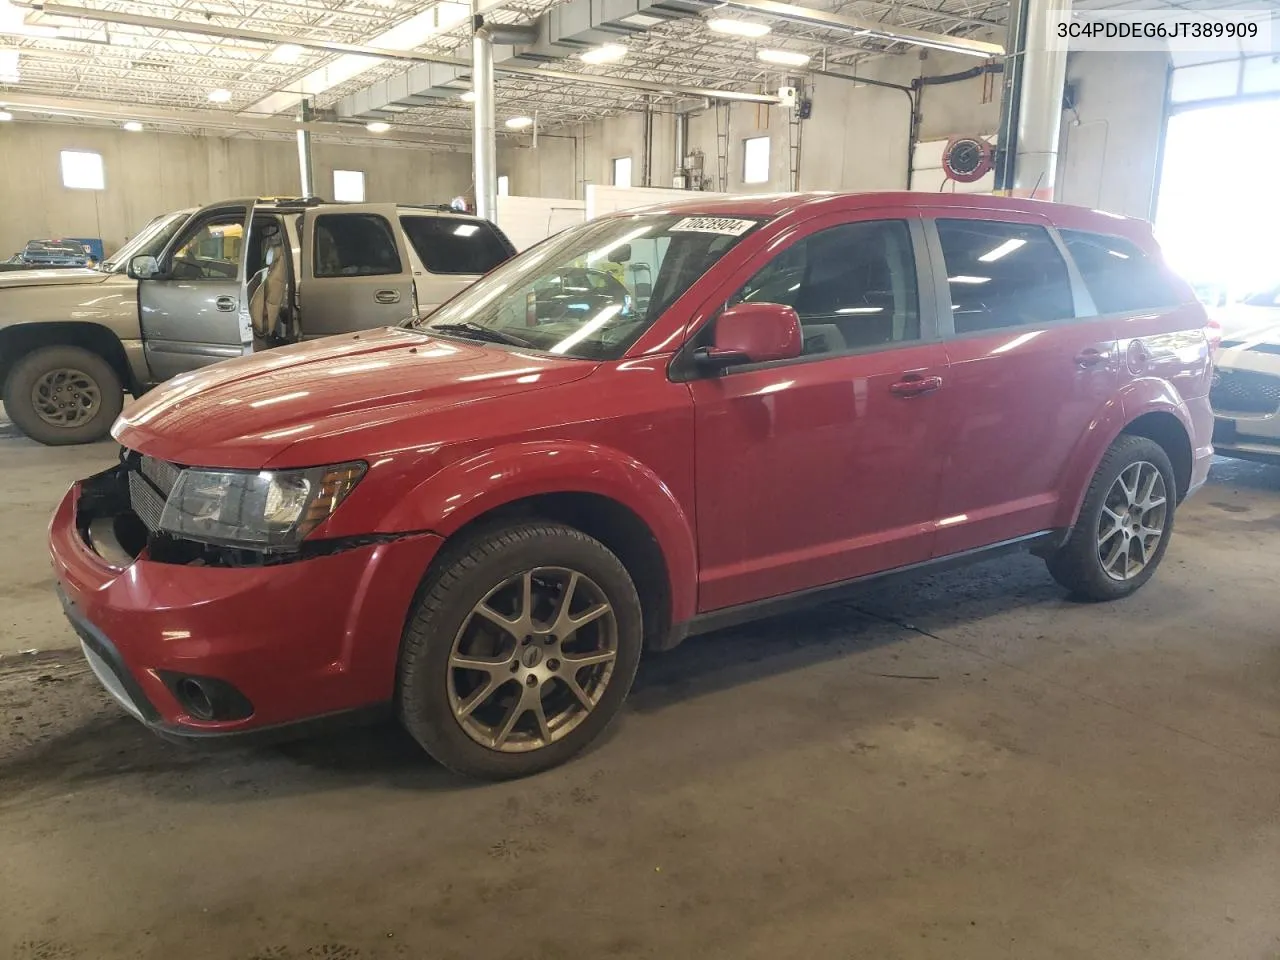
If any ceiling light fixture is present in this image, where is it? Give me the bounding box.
[0,110,12,121]
[756,48,811,66]
[505,116,534,130]
[208,88,232,103]
[366,120,391,133]
[271,43,303,63]
[579,43,627,65]
[707,17,771,38]
[122,120,143,132]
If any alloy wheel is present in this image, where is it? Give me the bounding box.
[447,567,618,753]
[31,368,101,427]
[1096,460,1168,582]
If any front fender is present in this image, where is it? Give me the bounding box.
[376,440,699,624]
[1053,377,1196,529]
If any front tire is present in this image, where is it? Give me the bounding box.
[1047,434,1177,602]
[398,522,643,780]
[3,345,123,445]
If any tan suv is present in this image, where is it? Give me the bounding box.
[0,197,514,445]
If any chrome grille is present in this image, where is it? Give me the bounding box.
[139,455,182,496]
[125,452,183,531]
[128,470,167,530]
[1211,369,1280,415]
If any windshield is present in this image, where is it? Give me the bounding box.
[415,212,762,360]
[1243,284,1280,308]
[101,211,190,273]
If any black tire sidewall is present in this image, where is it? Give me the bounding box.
[398,524,643,780]
[3,346,123,445]
[1050,435,1177,601]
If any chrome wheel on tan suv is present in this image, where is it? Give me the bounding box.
[398,522,642,780]
[1047,434,1177,602]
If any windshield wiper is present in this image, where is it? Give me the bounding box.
[426,321,534,348]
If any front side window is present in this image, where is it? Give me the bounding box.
[399,216,512,275]
[169,212,245,280]
[102,212,189,273]
[731,220,920,355]
[417,213,762,360]
[936,219,1074,333]
[1060,229,1182,315]
[313,213,401,278]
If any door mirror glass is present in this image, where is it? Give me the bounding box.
[698,302,802,368]
[130,255,160,280]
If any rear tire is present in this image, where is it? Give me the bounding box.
[1047,434,1177,602]
[3,345,123,445]
[397,522,643,780]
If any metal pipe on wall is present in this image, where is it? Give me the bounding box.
[995,0,1070,198]
[674,112,688,188]
[472,19,497,221]
[296,98,315,196]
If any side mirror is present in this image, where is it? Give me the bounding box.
[696,302,802,369]
[129,255,160,280]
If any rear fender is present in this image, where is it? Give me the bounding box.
[1054,378,1195,529]
[377,441,698,623]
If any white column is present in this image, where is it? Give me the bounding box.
[472,22,497,220]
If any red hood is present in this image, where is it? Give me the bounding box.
[113,328,596,467]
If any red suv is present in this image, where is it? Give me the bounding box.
[49,193,1214,779]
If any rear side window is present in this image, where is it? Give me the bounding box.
[936,219,1074,333]
[733,219,920,355]
[399,216,512,275]
[1060,230,1182,314]
[313,213,401,278]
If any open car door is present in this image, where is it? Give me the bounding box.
[299,204,416,337]
[139,200,254,381]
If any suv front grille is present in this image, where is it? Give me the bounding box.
[1211,369,1280,415]
[126,453,183,531]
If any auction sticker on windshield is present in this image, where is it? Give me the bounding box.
[669,217,758,236]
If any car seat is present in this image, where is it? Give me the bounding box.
[249,239,289,341]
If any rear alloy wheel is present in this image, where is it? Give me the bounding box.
[3,345,123,445]
[1047,434,1177,601]
[398,523,642,779]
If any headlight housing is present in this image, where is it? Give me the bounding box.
[158,462,366,550]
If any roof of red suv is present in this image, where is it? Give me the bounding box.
[614,191,1149,239]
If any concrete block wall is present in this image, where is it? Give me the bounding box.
[497,47,1171,224]
[0,121,473,258]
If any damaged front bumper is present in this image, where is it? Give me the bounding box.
[48,463,444,739]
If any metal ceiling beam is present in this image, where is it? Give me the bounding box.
[20,1,782,104]
[0,91,473,146]
[715,0,1004,56]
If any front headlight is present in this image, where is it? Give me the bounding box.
[158,462,366,550]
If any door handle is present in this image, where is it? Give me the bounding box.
[215,296,237,312]
[374,289,402,304]
[889,374,943,398]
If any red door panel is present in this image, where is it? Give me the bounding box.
[933,320,1118,556]
[691,341,948,612]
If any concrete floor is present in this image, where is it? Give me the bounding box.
[2,424,1279,960]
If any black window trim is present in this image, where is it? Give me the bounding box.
[311,211,403,279]
[670,214,941,381]
[923,216,1092,342]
